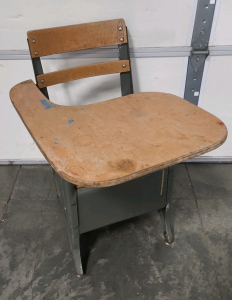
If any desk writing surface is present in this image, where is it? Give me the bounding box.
[10,80,227,187]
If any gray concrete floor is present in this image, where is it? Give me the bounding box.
[0,164,232,300]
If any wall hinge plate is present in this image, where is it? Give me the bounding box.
[190,49,209,72]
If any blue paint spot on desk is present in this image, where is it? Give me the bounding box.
[40,99,53,110]
[66,119,74,125]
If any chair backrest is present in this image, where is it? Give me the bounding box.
[27,19,133,100]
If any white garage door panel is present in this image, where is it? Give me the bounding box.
[1,0,195,50]
[0,60,43,160]
[200,56,232,157]
[132,57,185,96]
[0,57,184,160]
[213,0,232,46]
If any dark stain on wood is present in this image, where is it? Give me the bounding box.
[108,159,137,173]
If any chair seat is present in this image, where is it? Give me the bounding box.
[10,80,227,187]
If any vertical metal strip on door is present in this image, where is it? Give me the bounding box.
[184,0,216,105]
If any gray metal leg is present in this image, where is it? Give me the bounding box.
[158,167,174,244]
[53,170,84,276]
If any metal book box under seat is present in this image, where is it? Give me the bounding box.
[9,19,227,276]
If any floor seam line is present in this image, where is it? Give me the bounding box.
[185,163,223,300]
[0,166,21,227]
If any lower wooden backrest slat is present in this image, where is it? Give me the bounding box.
[37,60,130,88]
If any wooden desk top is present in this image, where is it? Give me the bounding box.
[10,80,227,187]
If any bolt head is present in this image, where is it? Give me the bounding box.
[199,43,202,47]
[118,26,123,31]
[192,89,194,92]
[71,202,75,206]
[41,79,45,83]
[119,37,124,42]
[35,51,38,55]
[205,5,208,8]
[32,39,36,44]
[122,64,126,68]
[195,68,198,72]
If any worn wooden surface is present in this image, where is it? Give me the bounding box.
[28,19,127,58]
[37,60,130,88]
[10,80,227,187]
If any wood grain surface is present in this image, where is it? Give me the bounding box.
[37,60,130,88]
[10,80,227,188]
[28,19,127,58]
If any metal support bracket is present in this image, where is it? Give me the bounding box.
[118,27,134,96]
[184,0,216,105]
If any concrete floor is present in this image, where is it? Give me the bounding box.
[0,164,232,300]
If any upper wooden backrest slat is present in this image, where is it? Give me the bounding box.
[37,60,130,88]
[28,19,127,58]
